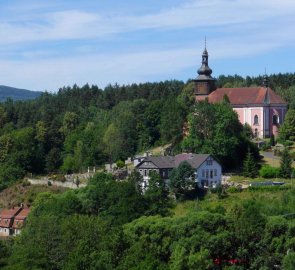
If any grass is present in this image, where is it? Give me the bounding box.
[0,182,67,208]
[172,189,292,217]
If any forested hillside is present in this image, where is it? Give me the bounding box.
[0,73,294,191]
[0,85,42,101]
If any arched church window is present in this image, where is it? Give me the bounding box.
[254,115,259,125]
[273,115,279,124]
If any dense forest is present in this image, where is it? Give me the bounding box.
[0,73,295,190]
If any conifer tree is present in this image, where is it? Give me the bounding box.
[280,147,292,178]
[243,150,258,178]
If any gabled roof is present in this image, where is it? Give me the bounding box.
[0,207,22,219]
[139,156,175,169]
[208,87,287,105]
[174,153,210,168]
[14,208,30,220]
[136,154,214,169]
[12,208,30,229]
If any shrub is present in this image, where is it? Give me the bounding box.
[259,166,280,178]
[248,184,291,192]
[116,160,125,168]
[227,186,242,193]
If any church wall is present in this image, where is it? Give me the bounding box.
[234,108,244,123]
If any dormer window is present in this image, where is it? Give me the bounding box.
[254,115,259,125]
[273,115,279,124]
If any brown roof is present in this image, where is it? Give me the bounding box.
[12,208,30,229]
[0,207,22,219]
[14,208,30,220]
[208,87,287,105]
[0,207,30,229]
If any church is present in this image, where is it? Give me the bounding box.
[194,45,288,138]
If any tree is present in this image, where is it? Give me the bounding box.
[182,100,258,170]
[279,109,295,141]
[103,123,124,163]
[169,161,195,199]
[283,252,295,270]
[62,111,78,135]
[144,171,173,216]
[243,150,259,178]
[280,147,292,178]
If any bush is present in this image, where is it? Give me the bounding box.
[21,179,31,187]
[261,142,270,151]
[259,166,280,178]
[248,184,291,192]
[116,160,125,168]
[227,186,242,193]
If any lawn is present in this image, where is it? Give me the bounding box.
[173,188,293,217]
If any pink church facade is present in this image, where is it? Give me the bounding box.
[193,45,288,138]
[208,87,288,138]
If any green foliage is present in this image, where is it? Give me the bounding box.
[144,171,173,216]
[116,160,125,168]
[182,100,259,169]
[82,173,146,225]
[248,185,291,192]
[280,148,292,178]
[283,252,295,270]
[243,150,259,178]
[280,109,295,141]
[169,161,195,200]
[259,165,280,178]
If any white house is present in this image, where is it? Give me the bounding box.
[136,153,222,188]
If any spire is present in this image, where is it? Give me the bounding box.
[198,38,212,77]
[263,71,270,104]
[263,70,269,88]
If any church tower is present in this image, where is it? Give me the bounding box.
[194,40,216,100]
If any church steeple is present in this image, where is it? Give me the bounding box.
[194,39,216,100]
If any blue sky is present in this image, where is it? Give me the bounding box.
[0,0,294,92]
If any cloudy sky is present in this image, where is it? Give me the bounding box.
[0,0,294,92]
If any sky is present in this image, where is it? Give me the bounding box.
[0,0,294,92]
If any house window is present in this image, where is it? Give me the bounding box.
[206,158,213,165]
[273,115,279,124]
[144,170,147,176]
[214,169,217,176]
[254,115,259,125]
[210,170,213,178]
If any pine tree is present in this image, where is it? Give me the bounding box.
[280,147,292,178]
[243,150,258,178]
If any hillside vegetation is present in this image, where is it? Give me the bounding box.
[1,172,295,269]
[0,72,294,189]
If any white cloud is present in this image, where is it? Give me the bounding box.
[0,0,294,90]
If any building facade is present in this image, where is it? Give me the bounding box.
[136,153,222,188]
[194,47,288,138]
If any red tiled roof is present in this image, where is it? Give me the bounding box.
[14,208,30,220]
[208,87,287,105]
[0,207,22,219]
[0,207,29,229]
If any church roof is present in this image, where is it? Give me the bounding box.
[208,87,287,105]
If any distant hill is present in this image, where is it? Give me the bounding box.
[0,85,43,102]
